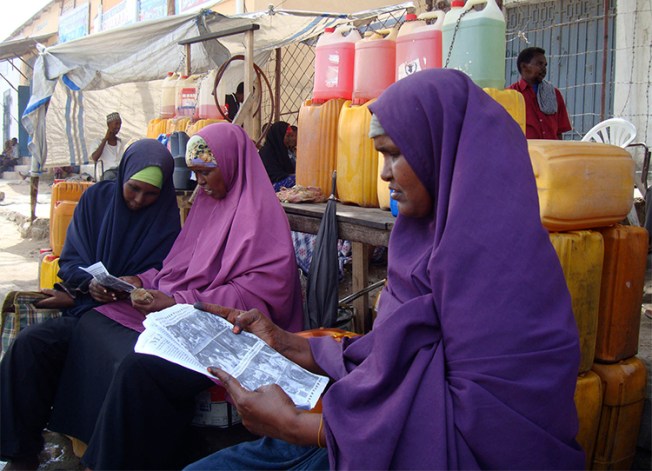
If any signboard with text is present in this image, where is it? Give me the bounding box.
[139,0,168,21]
[102,0,138,31]
[59,3,90,43]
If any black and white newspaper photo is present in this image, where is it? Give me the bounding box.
[134,304,329,410]
[80,261,137,293]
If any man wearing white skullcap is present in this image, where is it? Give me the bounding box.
[91,112,124,180]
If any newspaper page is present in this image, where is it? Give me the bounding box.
[80,261,137,293]
[134,304,329,410]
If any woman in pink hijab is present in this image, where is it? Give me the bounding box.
[52,123,304,470]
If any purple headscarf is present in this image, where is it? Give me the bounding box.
[310,70,584,469]
[97,123,304,333]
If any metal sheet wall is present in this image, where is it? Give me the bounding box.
[505,0,616,139]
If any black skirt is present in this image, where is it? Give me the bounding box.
[48,310,139,442]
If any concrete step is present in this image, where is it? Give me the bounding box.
[17,156,31,165]
[0,171,22,180]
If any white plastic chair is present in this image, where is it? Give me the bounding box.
[582,118,640,225]
[581,117,637,147]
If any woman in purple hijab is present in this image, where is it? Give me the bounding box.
[49,123,304,470]
[187,70,584,470]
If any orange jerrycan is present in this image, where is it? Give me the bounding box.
[549,230,604,374]
[50,201,77,257]
[591,357,647,470]
[595,225,647,363]
[574,371,603,468]
[528,141,634,231]
[336,100,379,207]
[50,181,93,257]
[296,98,346,196]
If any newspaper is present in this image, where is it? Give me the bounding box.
[134,304,329,410]
[80,261,137,293]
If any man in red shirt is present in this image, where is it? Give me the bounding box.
[508,47,572,139]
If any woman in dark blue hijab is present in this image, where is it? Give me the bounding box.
[39,138,181,317]
[0,139,181,469]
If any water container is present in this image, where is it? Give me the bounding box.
[389,190,398,216]
[160,72,178,119]
[166,117,191,135]
[336,100,379,207]
[39,254,63,290]
[187,119,224,137]
[591,357,647,470]
[352,29,396,105]
[197,70,221,119]
[442,0,506,89]
[313,26,361,103]
[574,371,603,468]
[377,153,390,210]
[50,181,93,223]
[549,230,604,374]
[51,201,78,257]
[594,225,647,363]
[173,156,192,190]
[175,75,200,118]
[296,98,346,195]
[395,11,444,81]
[528,141,634,232]
[482,88,526,134]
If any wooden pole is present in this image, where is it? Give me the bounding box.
[274,48,282,122]
[243,29,255,137]
[30,176,39,222]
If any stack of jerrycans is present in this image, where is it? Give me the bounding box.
[528,140,647,469]
[296,26,359,196]
[338,28,397,208]
[40,181,94,289]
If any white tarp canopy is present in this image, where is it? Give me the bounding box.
[23,3,412,171]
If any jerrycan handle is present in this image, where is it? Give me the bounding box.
[463,0,503,13]
[365,28,397,40]
[417,10,446,26]
[334,24,362,40]
[334,24,355,34]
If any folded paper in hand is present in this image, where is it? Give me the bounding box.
[135,304,329,410]
[80,261,137,293]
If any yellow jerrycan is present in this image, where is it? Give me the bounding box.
[336,99,379,207]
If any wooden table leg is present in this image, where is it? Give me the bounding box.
[351,241,369,333]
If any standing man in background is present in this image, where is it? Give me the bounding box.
[509,47,572,140]
[91,112,124,180]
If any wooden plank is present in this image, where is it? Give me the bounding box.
[282,202,395,232]
[285,212,391,246]
[351,242,369,333]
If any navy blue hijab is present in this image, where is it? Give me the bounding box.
[57,139,181,317]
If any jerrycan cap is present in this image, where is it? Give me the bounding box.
[405,13,417,21]
[324,27,335,33]
[451,0,465,6]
